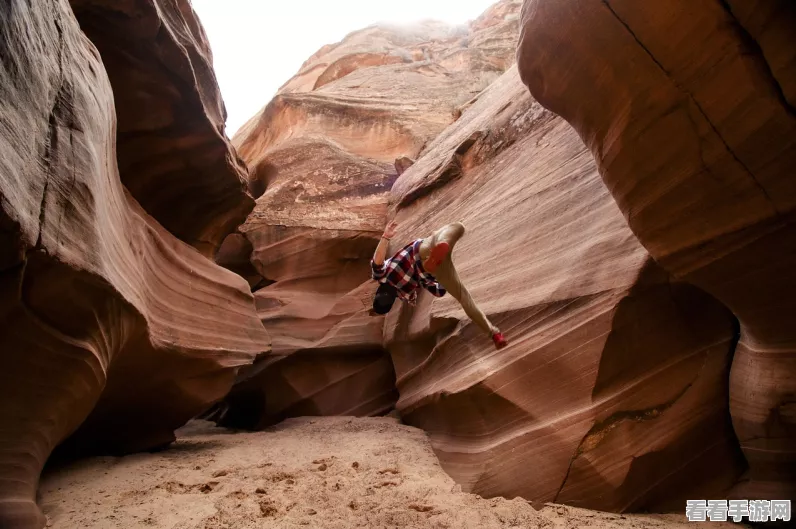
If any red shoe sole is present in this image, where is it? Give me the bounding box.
[424,242,450,274]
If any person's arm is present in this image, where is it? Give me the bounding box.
[371,220,399,279]
[372,237,390,267]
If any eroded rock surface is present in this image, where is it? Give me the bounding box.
[216,0,524,429]
[70,0,255,256]
[384,67,745,511]
[0,1,268,527]
[518,0,796,500]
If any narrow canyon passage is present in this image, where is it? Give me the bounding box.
[1,0,793,526]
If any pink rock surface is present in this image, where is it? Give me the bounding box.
[384,67,744,511]
[518,0,796,500]
[70,0,255,256]
[217,1,524,429]
[0,1,268,526]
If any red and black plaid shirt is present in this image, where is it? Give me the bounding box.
[371,239,446,305]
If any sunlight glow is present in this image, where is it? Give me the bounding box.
[191,0,499,135]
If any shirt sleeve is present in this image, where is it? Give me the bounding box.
[371,259,387,280]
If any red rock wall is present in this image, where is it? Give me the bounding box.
[384,66,745,511]
[0,1,268,527]
[216,0,524,429]
[518,0,796,500]
[70,0,255,256]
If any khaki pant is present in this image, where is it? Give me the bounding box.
[419,223,498,336]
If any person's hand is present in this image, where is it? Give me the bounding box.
[383,220,398,239]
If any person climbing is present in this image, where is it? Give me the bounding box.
[370,220,508,350]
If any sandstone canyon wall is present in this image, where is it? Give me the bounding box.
[0,1,267,527]
[384,66,745,512]
[517,0,795,500]
[212,0,764,510]
[213,0,524,429]
[2,0,789,525]
[70,0,255,257]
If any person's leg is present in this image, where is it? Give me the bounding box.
[419,223,499,337]
[419,222,465,261]
[434,259,499,337]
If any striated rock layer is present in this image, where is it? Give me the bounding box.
[384,66,745,511]
[216,0,524,428]
[518,0,796,500]
[0,1,268,527]
[70,0,255,256]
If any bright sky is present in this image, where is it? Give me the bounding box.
[191,0,499,136]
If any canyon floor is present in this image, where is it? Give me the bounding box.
[40,417,736,529]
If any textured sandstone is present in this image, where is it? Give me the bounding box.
[518,0,796,500]
[0,1,268,527]
[384,66,745,511]
[70,0,255,256]
[217,0,524,428]
[215,232,268,290]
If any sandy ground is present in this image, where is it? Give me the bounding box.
[40,417,738,529]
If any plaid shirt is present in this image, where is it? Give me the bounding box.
[371,239,446,305]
